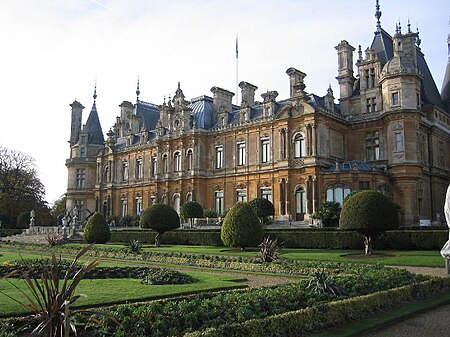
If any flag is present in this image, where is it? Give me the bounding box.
[236,35,238,59]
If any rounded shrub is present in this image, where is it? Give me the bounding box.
[140,203,180,246]
[221,202,263,249]
[83,212,111,244]
[17,211,31,229]
[0,213,12,229]
[339,191,399,254]
[180,201,203,227]
[249,198,275,225]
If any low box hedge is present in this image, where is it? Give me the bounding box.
[110,228,448,250]
[184,277,450,337]
[0,229,22,238]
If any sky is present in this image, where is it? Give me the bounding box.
[0,0,449,206]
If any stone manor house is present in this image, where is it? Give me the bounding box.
[66,4,450,226]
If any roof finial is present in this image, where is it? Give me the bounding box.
[358,45,363,61]
[93,80,97,102]
[178,81,181,90]
[407,18,411,33]
[395,23,399,34]
[398,20,402,34]
[416,25,421,47]
[136,76,140,102]
[375,0,382,31]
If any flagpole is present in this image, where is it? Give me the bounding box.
[236,34,239,106]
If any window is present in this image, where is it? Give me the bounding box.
[261,138,270,163]
[394,132,404,152]
[76,169,85,188]
[215,146,223,169]
[391,92,399,106]
[366,97,376,113]
[136,158,143,179]
[261,187,272,202]
[366,131,380,160]
[74,200,85,224]
[295,187,306,214]
[294,134,305,158]
[365,69,370,88]
[359,181,370,190]
[187,149,193,170]
[151,156,157,176]
[215,190,224,215]
[162,154,168,173]
[326,185,351,206]
[237,142,246,166]
[174,151,182,172]
[80,147,86,157]
[103,166,109,182]
[135,197,143,215]
[120,199,127,217]
[122,161,129,180]
[236,189,247,202]
[370,68,376,87]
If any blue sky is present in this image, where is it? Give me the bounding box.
[0,0,449,204]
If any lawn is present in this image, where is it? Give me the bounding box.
[0,271,246,317]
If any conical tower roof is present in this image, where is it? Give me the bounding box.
[85,85,104,145]
[441,32,450,110]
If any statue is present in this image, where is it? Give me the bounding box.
[29,209,35,233]
[62,216,68,240]
[441,185,450,273]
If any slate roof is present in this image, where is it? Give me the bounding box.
[84,103,105,145]
[322,160,384,173]
[135,101,160,131]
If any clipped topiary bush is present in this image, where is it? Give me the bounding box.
[180,201,204,228]
[339,191,399,255]
[249,198,275,225]
[83,212,111,244]
[221,202,263,250]
[140,203,180,246]
[17,211,31,229]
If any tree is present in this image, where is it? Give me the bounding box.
[249,198,275,225]
[312,201,341,227]
[221,202,263,250]
[83,212,111,243]
[180,201,204,228]
[0,146,51,226]
[140,204,180,247]
[50,195,66,219]
[339,191,399,255]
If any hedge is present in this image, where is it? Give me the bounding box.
[110,228,449,250]
[0,229,22,238]
[184,277,450,337]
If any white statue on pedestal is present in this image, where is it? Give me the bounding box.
[440,185,450,262]
[62,216,68,240]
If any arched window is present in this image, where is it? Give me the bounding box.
[174,151,182,172]
[294,134,306,158]
[295,187,307,220]
[326,185,351,206]
[103,165,109,182]
[187,149,193,170]
[161,194,168,205]
[162,154,168,173]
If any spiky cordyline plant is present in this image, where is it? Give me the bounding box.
[0,244,114,337]
[259,236,283,262]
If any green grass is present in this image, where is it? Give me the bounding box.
[0,271,246,317]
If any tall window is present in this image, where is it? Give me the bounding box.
[294,134,305,158]
[162,154,168,173]
[326,185,351,206]
[391,92,399,106]
[215,146,223,169]
[394,132,404,151]
[80,147,86,157]
[135,197,143,215]
[215,190,224,215]
[261,187,272,202]
[295,187,306,214]
[236,189,247,202]
[122,161,129,180]
[187,149,193,170]
[366,131,380,160]
[136,158,143,179]
[104,166,109,182]
[120,199,127,217]
[261,137,270,163]
[152,156,157,176]
[74,200,85,224]
[76,169,85,188]
[174,151,182,172]
[237,142,246,166]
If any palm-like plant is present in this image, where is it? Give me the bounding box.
[0,244,110,337]
[259,236,283,262]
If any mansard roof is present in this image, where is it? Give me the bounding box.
[189,96,215,129]
[135,100,160,130]
[84,103,105,145]
[322,160,384,173]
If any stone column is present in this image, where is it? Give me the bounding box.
[312,175,318,213]
[305,176,311,214]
